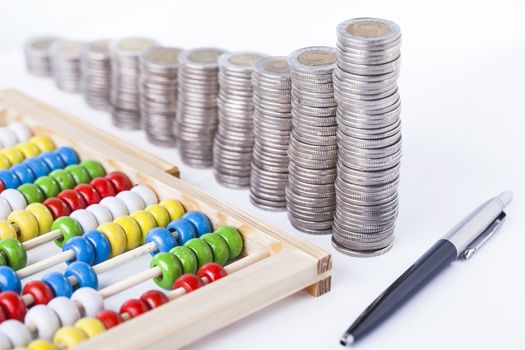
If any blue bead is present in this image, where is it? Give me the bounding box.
[166,219,197,245]
[42,272,73,297]
[145,227,177,256]
[83,230,111,265]
[38,152,65,171]
[64,261,98,289]
[63,236,95,265]
[55,147,79,166]
[0,266,21,293]
[181,211,212,236]
[10,163,36,184]
[0,170,21,189]
[23,158,50,178]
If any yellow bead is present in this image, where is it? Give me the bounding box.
[53,326,88,348]
[97,222,127,257]
[16,142,40,158]
[28,340,58,350]
[0,154,11,169]
[131,210,157,243]
[160,199,185,221]
[145,204,170,228]
[113,215,141,250]
[0,219,17,239]
[8,210,39,241]
[29,135,56,152]
[0,148,24,165]
[74,317,106,338]
[25,203,54,234]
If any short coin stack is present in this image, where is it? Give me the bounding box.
[213,52,267,188]
[250,56,292,211]
[81,39,112,111]
[286,47,338,234]
[332,18,402,256]
[110,37,157,129]
[176,48,226,167]
[49,40,84,93]
[139,46,182,147]
[24,37,60,77]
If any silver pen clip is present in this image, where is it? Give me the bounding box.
[461,211,507,260]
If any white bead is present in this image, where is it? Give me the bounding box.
[116,190,145,213]
[0,332,12,350]
[24,305,61,341]
[0,189,26,211]
[0,128,17,148]
[48,297,81,327]
[7,122,32,143]
[99,196,128,218]
[0,197,12,220]
[86,204,113,226]
[70,209,98,233]
[0,320,31,347]
[71,287,104,317]
[131,185,158,206]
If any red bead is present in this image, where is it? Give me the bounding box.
[0,291,27,321]
[0,306,6,323]
[174,274,204,293]
[74,184,101,206]
[43,197,71,219]
[139,290,169,309]
[90,177,116,198]
[105,171,132,193]
[119,299,149,319]
[197,263,227,283]
[0,181,5,193]
[58,189,87,211]
[96,310,122,329]
[22,280,55,305]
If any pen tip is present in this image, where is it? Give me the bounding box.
[498,191,513,207]
[340,333,355,347]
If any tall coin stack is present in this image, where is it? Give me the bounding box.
[110,37,157,129]
[176,48,226,167]
[139,46,182,147]
[250,56,292,211]
[332,18,402,256]
[49,40,84,93]
[213,52,267,188]
[82,39,112,110]
[286,47,338,234]
[24,37,60,77]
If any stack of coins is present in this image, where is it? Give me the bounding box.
[82,39,112,110]
[332,18,402,256]
[213,51,267,188]
[24,37,60,77]
[49,40,84,93]
[139,46,182,147]
[176,48,226,167]
[286,47,338,234]
[110,37,157,129]
[250,56,292,211]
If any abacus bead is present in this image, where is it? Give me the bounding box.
[3,189,28,210]
[116,190,145,213]
[0,267,21,292]
[0,254,5,267]
[63,237,95,265]
[200,233,230,266]
[184,238,213,269]
[8,123,32,143]
[96,310,122,329]
[26,203,54,234]
[64,261,98,289]
[29,136,56,152]
[139,290,168,309]
[119,299,149,318]
[0,171,21,189]
[113,216,141,250]
[150,252,182,290]
[52,217,82,248]
[169,246,198,274]
[0,129,17,148]
[53,326,88,348]
[58,189,87,211]
[28,340,58,350]
[16,142,40,158]
[8,210,39,242]
[42,272,73,298]
[0,291,26,320]
[97,222,126,257]
[23,158,49,178]
[47,297,80,326]
[183,211,212,236]
[130,210,157,243]
[43,198,71,219]
[159,199,185,221]
[0,320,31,347]
[64,165,90,185]
[146,228,177,256]
[89,177,115,198]
[38,152,64,172]
[215,227,243,260]
[166,219,197,245]
[0,331,9,350]
[10,164,35,184]
[55,147,79,166]
[83,230,111,264]
[74,317,106,338]
[198,262,227,283]
[49,170,75,191]
[99,196,128,218]
[71,288,103,317]
[0,149,24,165]
[0,220,16,239]
[105,171,132,192]
[0,155,9,170]
[22,281,54,305]
[69,209,97,233]
[17,183,45,204]
[79,160,106,179]
[34,177,60,199]
[145,204,170,228]
[86,204,112,225]
[174,274,204,293]
[74,184,100,206]
[24,305,61,340]
[130,185,158,206]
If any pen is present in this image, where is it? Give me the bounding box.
[340,191,513,346]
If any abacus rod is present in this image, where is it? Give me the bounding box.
[17,250,75,279]
[99,266,161,299]
[94,242,157,274]
[22,229,62,250]
[225,249,271,274]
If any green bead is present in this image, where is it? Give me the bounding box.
[169,246,198,274]
[65,164,91,185]
[52,217,83,248]
[80,160,106,179]
[215,226,243,260]
[34,176,61,198]
[150,252,182,290]
[200,233,230,266]
[49,169,75,191]
[17,183,45,204]
[0,238,27,270]
[184,238,213,268]
[0,252,7,266]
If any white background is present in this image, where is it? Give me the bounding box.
[0,0,524,349]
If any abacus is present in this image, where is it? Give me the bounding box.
[0,89,331,349]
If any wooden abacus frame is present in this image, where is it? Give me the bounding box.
[0,89,332,349]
